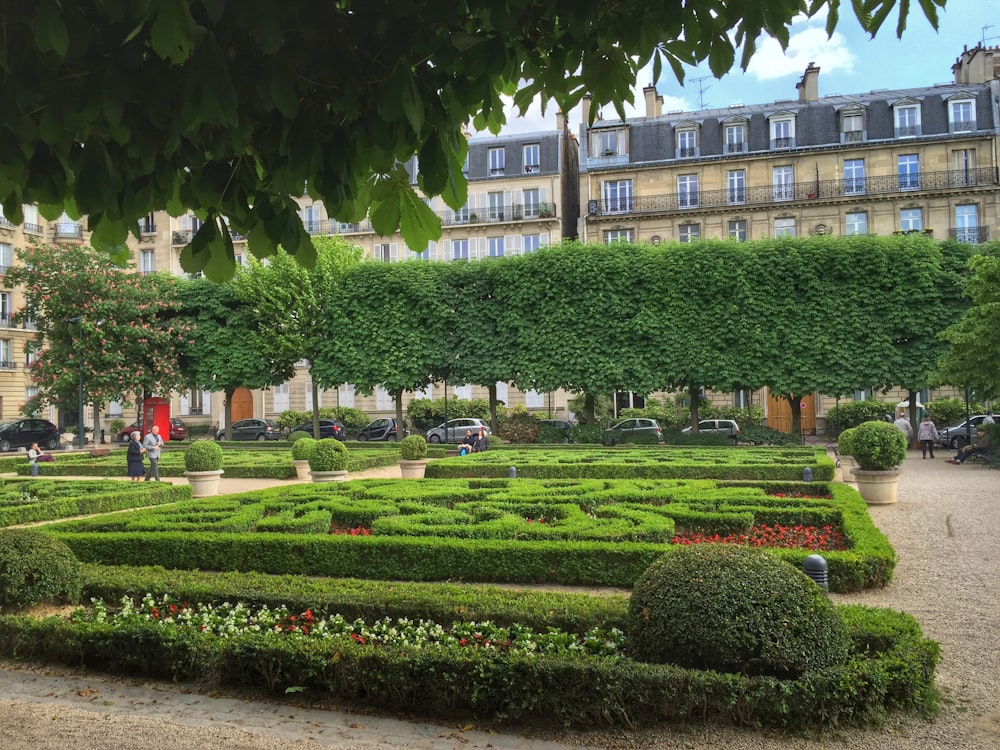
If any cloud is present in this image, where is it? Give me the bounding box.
[746,26,856,81]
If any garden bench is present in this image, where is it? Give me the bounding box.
[90,448,111,458]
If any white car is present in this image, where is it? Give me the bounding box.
[681,419,740,443]
[425,418,491,444]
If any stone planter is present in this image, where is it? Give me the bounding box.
[838,454,856,483]
[850,468,900,505]
[310,469,349,482]
[184,469,224,498]
[399,458,429,479]
[293,459,311,480]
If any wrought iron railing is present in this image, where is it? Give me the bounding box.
[588,167,998,216]
[23,223,43,234]
[949,226,990,244]
[54,223,83,239]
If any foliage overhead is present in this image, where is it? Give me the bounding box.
[7,242,192,414]
[0,1,946,279]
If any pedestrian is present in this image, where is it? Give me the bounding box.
[471,428,489,453]
[143,425,165,481]
[946,428,992,464]
[459,430,474,455]
[916,414,938,459]
[893,412,914,447]
[27,442,54,476]
[126,430,146,481]
[984,410,995,425]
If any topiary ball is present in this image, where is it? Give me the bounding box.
[837,427,857,457]
[0,529,82,610]
[851,420,907,471]
[308,438,348,471]
[399,434,427,460]
[184,440,224,472]
[627,545,849,678]
[291,436,318,461]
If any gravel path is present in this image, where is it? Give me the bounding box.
[0,453,997,749]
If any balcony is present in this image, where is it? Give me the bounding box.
[726,143,747,154]
[23,222,43,234]
[0,361,15,370]
[442,202,557,227]
[585,166,999,218]
[0,314,13,328]
[172,230,192,245]
[895,124,921,138]
[54,222,83,241]
[841,130,864,143]
[949,226,990,244]
[951,119,976,133]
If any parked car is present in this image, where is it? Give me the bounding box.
[937,415,994,449]
[425,418,491,444]
[602,418,662,445]
[0,418,60,452]
[289,419,346,440]
[117,417,188,442]
[681,419,741,443]
[538,419,574,442]
[357,418,401,442]
[216,418,282,441]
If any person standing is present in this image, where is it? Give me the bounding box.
[916,414,939,459]
[893,412,914,448]
[143,425,165,482]
[984,410,995,425]
[126,431,146,481]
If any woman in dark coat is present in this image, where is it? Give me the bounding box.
[126,431,146,481]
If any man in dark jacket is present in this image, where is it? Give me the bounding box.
[947,429,992,464]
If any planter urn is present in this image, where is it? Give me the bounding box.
[184,469,224,498]
[399,458,429,479]
[310,469,349,483]
[850,468,900,505]
[293,459,311,480]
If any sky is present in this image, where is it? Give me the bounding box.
[483,0,998,135]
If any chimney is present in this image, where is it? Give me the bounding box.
[556,110,565,131]
[581,95,592,126]
[643,85,657,118]
[797,62,820,102]
[656,94,663,117]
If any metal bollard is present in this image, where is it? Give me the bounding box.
[803,554,829,592]
[508,466,517,478]
[802,466,813,482]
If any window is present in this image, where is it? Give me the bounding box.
[843,159,866,195]
[0,339,11,368]
[725,124,746,153]
[595,130,621,156]
[25,386,38,407]
[772,166,794,201]
[954,204,979,244]
[900,208,923,232]
[375,387,393,411]
[304,382,322,411]
[774,218,796,237]
[894,105,921,137]
[0,292,11,327]
[488,237,504,257]
[728,220,748,241]
[770,118,794,149]
[374,243,398,262]
[523,144,540,172]
[140,212,156,234]
[846,212,868,235]
[488,191,506,220]
[272,383,289,412]
[523,234,541,253]
[522,188,540,217]
[841,112,864,142]
[677,129,698,158]
[605,229,634,244]
[301,205,323,234]
[603,180,633,213]
[451,239,470,260]
[22,204,41,233]
[678,224,700,243]
[727,170,746,204]
[524,389,545,408]
[898,155,920,190]
[411,241,436,261]
[188,389,205,415]
[453,384,472,400]
[0,243,11,272]
[488,147,505,176]
[139,249,155,275]
[338,384,356,408]
[949,100,976,133]
[952,148,977,186]
[677,174,699,208]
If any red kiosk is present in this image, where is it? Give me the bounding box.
[142,397,172,442]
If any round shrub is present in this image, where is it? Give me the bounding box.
[308,438,348,471]
[627,545,849,678]
[0,529,82,610]
[291,436,318,461]
[851,420,907,471]
[184,440,224,472]
[399,434,427,460]
[837,427,857,457]
[287,430,312,444]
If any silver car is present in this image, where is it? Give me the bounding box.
[681,419,741,444]
[602,418,662,445]
[937,415,994,449]
[425,418,491,444]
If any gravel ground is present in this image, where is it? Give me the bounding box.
[0,453,997,749]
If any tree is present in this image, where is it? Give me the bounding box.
[0,1,945,279]
[8,242,191,434]
[939,248,1000,400]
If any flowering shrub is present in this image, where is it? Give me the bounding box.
[672,524,847,551]
[330,525,371,536]
[70,594,626,658]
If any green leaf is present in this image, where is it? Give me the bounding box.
[399,186,441,250]
[270,69,299,119]
[204,225,236,282]
[150,0,199,65]
[32,1,69,57]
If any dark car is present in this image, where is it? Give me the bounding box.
[216,418,282,441]
[117,418,188,442]
[290,419,346,440]
[357,418,401,442]
[0,418,60,452]
[602,418,662,445]
[937,414,994,449]
[538,419,574,442]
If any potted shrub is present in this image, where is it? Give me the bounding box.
[308,438,349,482]
[836,427,857,480]
[183,440,224,497]
[849,420,907,505]
[398,434,429,479]
[290,435,317,480]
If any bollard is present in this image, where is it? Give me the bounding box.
[802,466,813,482]
[803,554,829,592]
[30,462,39,477]
[508,466,517,478]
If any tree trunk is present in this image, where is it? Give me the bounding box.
[91,402,101,445]
[583,393,596,424]
[688,382,701,433]
[393,387,405,436]
[223,388,235,440]
[311,380,322,439]
[783,394,803,438]
[487,383,498,433]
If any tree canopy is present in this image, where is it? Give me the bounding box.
[1,1,946,279]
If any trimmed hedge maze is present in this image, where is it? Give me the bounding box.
[426,446,835,481]
[0,478,190,526]
[42,477,893,592]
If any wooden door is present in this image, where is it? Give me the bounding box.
[231,387,254,422]
[766,390,817,434]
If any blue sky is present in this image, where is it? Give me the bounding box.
[491,0,997,135]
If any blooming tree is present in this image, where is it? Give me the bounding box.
[7,242,193,430]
